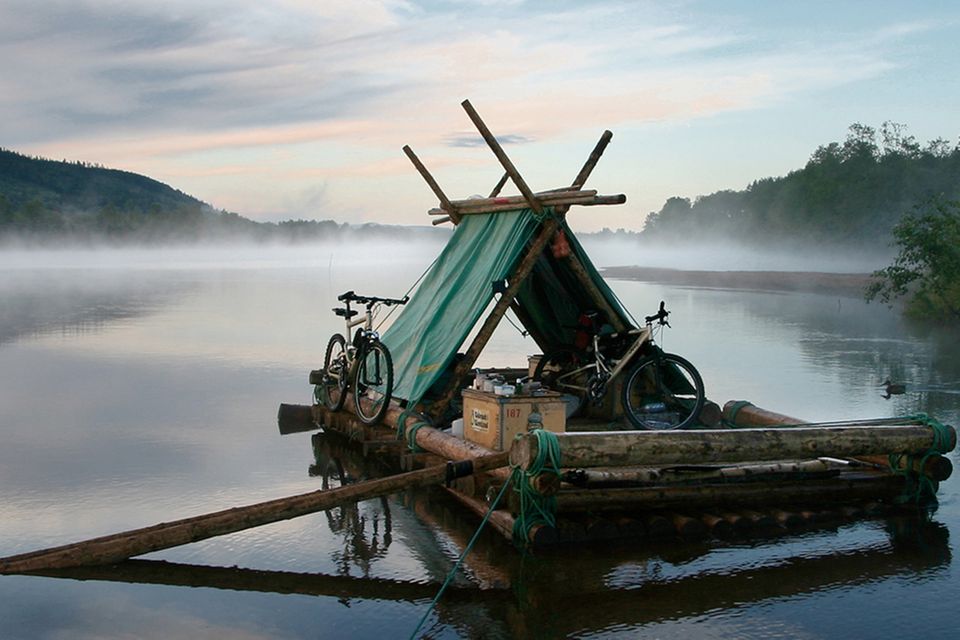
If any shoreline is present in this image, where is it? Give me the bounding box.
[601,266,873,298]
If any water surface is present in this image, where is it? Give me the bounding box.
[0,244,957,639]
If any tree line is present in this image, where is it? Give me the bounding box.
[641,122,960,249]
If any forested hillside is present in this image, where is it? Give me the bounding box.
[0,149,440,244]
[641,123,960,248]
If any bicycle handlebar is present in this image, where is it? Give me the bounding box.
[337,290,409,307]
[644,300,671,326]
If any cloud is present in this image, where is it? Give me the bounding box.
[1,0,951,224]
[444,132,534,148]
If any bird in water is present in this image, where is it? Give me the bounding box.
[880,378,906,399]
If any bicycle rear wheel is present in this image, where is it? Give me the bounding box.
[621,352,704,430]
[533,350,589,413]
[321,334,348,412]
[354,340,394,425]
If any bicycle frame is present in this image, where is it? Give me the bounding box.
[553,326,652,395]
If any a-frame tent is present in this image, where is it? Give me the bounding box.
[381,101,634,422]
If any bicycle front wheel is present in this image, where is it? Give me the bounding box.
[322,333,349,412]
[354,340,394,425]
[621,352,705,430]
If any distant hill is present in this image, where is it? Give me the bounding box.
[0,148,445,244]
[0,148,208,216]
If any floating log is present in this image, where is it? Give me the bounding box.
[719,511,752,534]
[722,401,955,481]
[770,509,804,529]
[554,473,904,513]
[670,513,706,538]
[700,513,734,538]
[564,459,838,488]
[277,403,318,435]
[0,450,509,574]
[510,425,952,471]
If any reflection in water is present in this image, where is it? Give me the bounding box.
[309,433,393,579]
[0,270,196,346]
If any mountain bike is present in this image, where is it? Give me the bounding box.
[314,290,408,425]
[532,301,705,430]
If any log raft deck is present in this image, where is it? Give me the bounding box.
[301,100,957,548]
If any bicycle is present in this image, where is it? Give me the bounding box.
[532,301,705,430]
[314,290,408,425]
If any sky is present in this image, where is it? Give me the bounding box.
[2,0,958,232]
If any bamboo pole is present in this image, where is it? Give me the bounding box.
[510,424,953,471]
[721,401,955,480]
[0,450,509,574]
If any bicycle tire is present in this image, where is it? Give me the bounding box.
[354,340,394,425]
[532,350,589,410]
[322,334,349,412]
[621,352,705,430]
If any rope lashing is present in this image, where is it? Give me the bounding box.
[395,408,432,452]
[722,400,754,427]
[510,429,562,548]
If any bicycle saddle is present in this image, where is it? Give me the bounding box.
[333,308,358,318]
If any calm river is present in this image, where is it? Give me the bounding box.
[0,241,958,639]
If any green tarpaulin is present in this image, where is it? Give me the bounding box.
[381,209,539,404]
[381,209,636,406]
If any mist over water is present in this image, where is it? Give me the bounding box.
[0,234,891,274]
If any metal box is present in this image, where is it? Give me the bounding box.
[461,388,566,451]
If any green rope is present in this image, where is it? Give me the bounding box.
[510,429,562,547]
[722,409,955,504]
[409,475,514,640]
[888,413,955,504]
[406,422,428,453]
[723,400,753,427]
[530,205,558,223]
[396,408,418,440]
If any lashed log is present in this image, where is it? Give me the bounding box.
[509,424,954,471]
[0,450,509,574]
[722,401,955,481]
[554,473,904,512]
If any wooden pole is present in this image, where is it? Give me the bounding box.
[428,107,618,421]
[402,145,461,223]
[510,424,953,470]
[722,401,955,481]
[0,450,509,574]
[461,99,545,216]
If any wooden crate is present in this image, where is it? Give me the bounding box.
[462,388,566,451]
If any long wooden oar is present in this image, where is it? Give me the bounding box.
[0,451,510,574]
